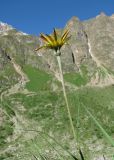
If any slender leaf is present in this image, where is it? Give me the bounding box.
[81,103,114,147]
[33,154,39,160]
[18,128,79,160]
[79,149,85,160]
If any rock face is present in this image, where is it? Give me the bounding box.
[1,13,114,86]
[65,13,114,71]
[84,13,114,70]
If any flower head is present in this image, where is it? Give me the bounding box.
[35,28,70,52]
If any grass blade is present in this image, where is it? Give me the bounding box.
[33,154,39,160]
[81,103,114,147]
[79,149,85,160]
[39,153,47,160]
[40,134,66,160]
[18,128,79,160]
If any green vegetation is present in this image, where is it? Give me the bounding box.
[1,60,114,160]
[64,65,89,86]
[23,65,52,92]
[1,63,114,159]
[11,92,59,121]
[1,61,114,159]
[82,103,114,147]
[0,64,19,91]
[72,86,114,130]
[2,85,113,159]
[0,120,13,147]
[64,72,87,86]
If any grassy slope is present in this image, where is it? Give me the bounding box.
[64,65,90,86]
[0,65,114,159]
[23,65,52,92]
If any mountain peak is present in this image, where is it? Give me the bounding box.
[0,21,13,33]
[96,12,107,19]
[67,16,80,24]
[69,16,80,22]
[99,12,106,16]
[66,16,80,30]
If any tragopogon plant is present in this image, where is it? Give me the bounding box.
[35,28,77,142]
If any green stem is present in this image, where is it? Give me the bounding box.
[77,101,80,145]
[56,52,77,143]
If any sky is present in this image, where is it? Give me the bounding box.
[0,0,114,35]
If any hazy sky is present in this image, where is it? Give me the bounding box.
[0,0,114,35]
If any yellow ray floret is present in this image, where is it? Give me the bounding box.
[61,29,69,42]
[35,28,70,52]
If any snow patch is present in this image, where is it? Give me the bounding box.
[0,22,13,33]
[16,31,28,36]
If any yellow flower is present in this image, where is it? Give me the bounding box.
[35,28,77,146]
[35,28,70,52]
